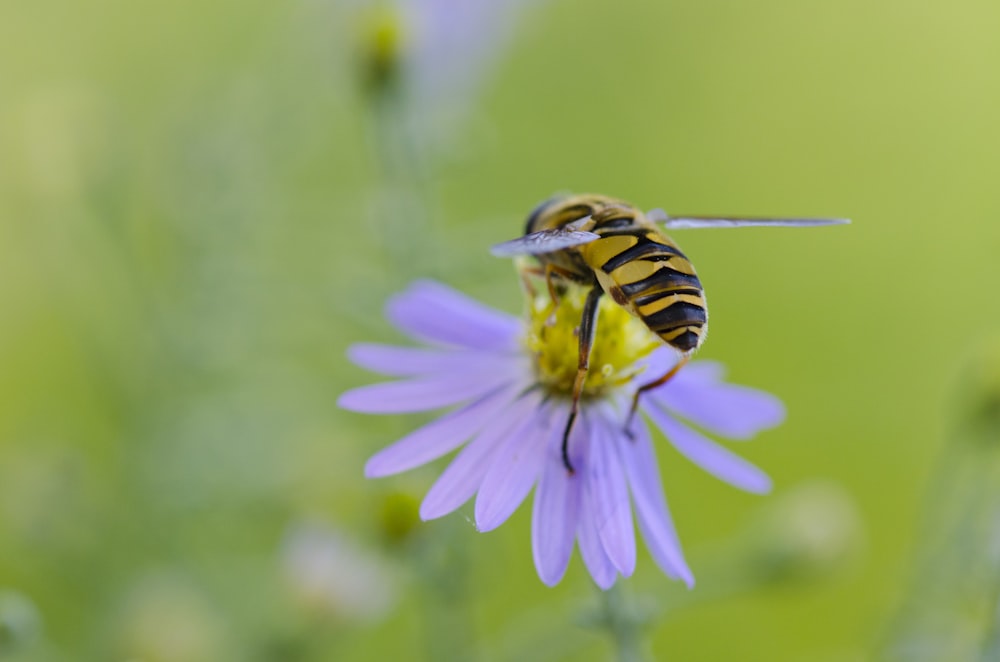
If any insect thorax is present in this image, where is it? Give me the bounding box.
[525,194,633,234]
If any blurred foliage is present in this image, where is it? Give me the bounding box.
[1,0,1000,660]
[879,342,1000,661]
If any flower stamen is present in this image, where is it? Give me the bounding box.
[524,285,660,401]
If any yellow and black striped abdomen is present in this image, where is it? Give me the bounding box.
[581,228,708,354]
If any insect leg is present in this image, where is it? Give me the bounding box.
[517,264,544,297]
[543,264,578,325]
[561,284,603,473]
[516,264,577,314]
[624,355,690,436]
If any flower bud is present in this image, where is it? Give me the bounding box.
[360,9,405,97]
[378,490,422,547]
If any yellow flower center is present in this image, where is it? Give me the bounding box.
[524,285,661,400]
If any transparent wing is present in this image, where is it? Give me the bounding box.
[490,228,600,257]
[647,208,850,229]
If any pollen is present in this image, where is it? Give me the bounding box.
[524,286,661,399]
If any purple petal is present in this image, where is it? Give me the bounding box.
[650,371,785,440]
[403,0,529,121]
[618,421,694,586]
[474,406,553,531]
[365,383,523,478]
[645,404,773,494]
[671,359,727,382]
[386,280,522,351]
[531,410,584,586]
[577,464,618,590]
[338,370,513,414]
[588,411,636,577]
[420,392,543,520]
[636,346,684,380]
[636,353,725,391]
[348,343,521,377]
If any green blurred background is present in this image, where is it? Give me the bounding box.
[2,0,1000,660]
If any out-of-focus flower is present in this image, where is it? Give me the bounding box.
[0,590,42,654]
[280,519,397,622]
[339,280,786,588]
[358,0,536,145]
[746,480,862,583]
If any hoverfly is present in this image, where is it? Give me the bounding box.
[491,193,848,473]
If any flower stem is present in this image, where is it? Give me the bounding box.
[598,583,649,662]
[368,87,438,278]
[413,519,476,661]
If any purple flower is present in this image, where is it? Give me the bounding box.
[359,0,537,142]
[338,280,785,588]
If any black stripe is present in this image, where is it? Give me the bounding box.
[555,204,595,223]
[633,288,703,307]
[645,254,688,264]
[600,238,685,273]
[669,330,701,352]
[592,227,649,238]
[619,269,703,298]
[645,301,707,331]
[592,216,636,230]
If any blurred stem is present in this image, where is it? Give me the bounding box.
[979,563,1000,660]
[368,87,439,278]
[413,519,475,662]
[371,90,427,193]
[598,584,648,662]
